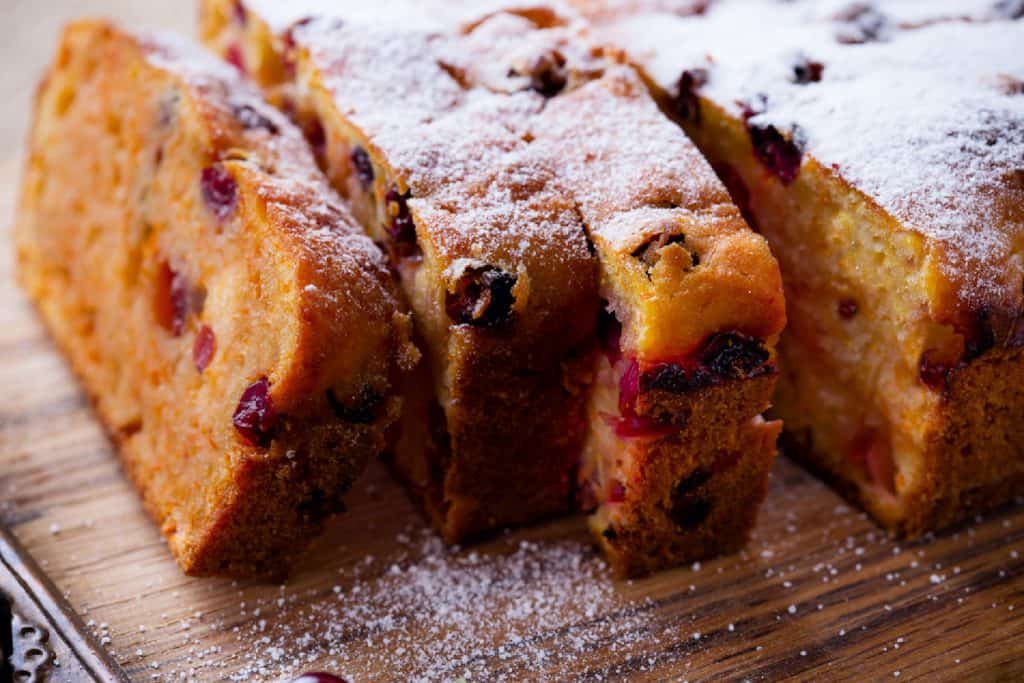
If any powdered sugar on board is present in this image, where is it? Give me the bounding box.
[168,528,657,682]
[75,458,1024,682]
[597,0,1024,307]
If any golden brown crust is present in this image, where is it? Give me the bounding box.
[14,20,412,577]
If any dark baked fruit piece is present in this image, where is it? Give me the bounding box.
[202,1,600,543]
[14,21,416,577]
[587,0,1024,535]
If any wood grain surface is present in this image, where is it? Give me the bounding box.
[2,141,1024,682]
[3,5,1024,679]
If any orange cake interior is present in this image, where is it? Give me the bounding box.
[15,21,414,576]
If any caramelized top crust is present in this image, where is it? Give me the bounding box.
[115,23,413,405]
[585,0,1024,329]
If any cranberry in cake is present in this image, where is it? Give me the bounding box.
[586,0,1024,535]
[14,21,416,577]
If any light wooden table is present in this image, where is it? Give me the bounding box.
[3,4,1024,682]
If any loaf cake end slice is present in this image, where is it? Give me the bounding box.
[14,20,416,577]
[587,0,1024,535]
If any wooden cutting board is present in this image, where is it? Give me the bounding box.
[2,152,1023,682]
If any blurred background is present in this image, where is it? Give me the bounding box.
[3,1,191,160]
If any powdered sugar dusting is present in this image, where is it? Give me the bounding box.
[596,0,1024,307]
[295,17,593,266]
[222,529,652,682]
[141,28,400,318]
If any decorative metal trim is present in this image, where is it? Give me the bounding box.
[0,524,129,682]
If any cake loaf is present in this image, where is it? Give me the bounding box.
[14,20,416,577]
[585,0,1024,534]
[203,0,787,575]
[202,0,601,544]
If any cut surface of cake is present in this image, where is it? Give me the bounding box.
[14,20,416,577]
[584,0,1024,535]
[203,0,787,575]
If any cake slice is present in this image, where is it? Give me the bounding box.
[586,0,1024,534]
[204,0,787,575]
[450,9,785,575]
[202,0,601,543]
[14,20,416,577]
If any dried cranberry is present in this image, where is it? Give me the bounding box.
[608,480,626,503]
[232,0,247,25]
[350,146,374,189]
[699,331,771,380]
[791,56,824,84]
[193,325,216,373]
[201,165,238,220]
[834,4,889,44]
[154,262,190,337]
[838,298,859,320]
[290,674,349,683]
[284,17,315,51]
[515,50,568,97]
[918,349,951,390]
[748,123,803,185]
[680,0,710,16]
[232,103,278,134]
[641,363,699,393]
[233,377,277,447]
[384,189,420,261]
[994,0,1024,20]
[225,43,246,73]
[712,162,756,229]
[598,306,623,365]
[670,489,711,529]
[326,386,382,424]
[676,469,711,494]
[673,69,708,124]
[670,466,714,528]
[610,361,679,439]
[445,266,517,328]
[641,332,771,394]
